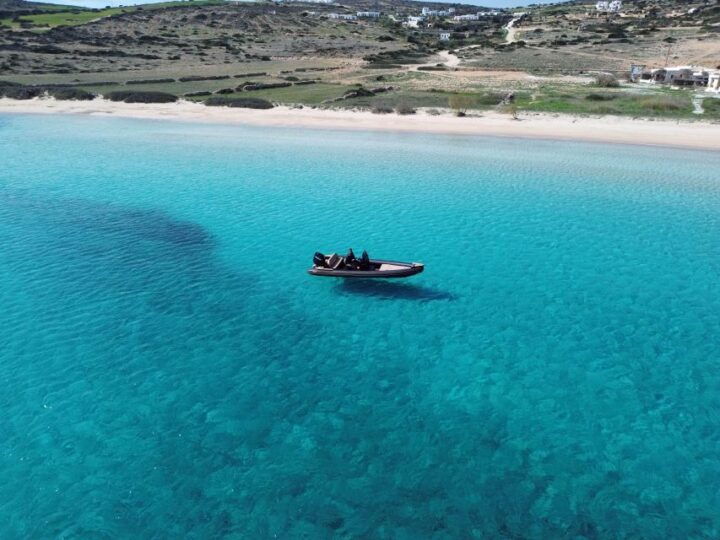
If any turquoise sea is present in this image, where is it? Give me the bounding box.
[1,114,720,538]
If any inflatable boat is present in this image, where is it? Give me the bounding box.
[308,252,424,279]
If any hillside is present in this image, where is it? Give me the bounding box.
[462,0,720,73]
[1,0,719,120]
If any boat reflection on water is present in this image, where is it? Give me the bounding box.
[334,279,455,301]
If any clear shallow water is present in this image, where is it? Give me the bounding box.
[1,114,720,538]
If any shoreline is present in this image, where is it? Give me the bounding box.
[2,97,720,151]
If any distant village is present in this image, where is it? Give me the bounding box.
[275,0,517,42]
[274,0,720,95]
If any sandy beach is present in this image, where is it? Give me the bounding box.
[2,97,720,151]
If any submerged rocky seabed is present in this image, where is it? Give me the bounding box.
[1,115,719,538]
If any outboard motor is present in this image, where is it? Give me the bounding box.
[313,252,326,267]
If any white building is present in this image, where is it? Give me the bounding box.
[646,66,712,86]
[439,31,451,41]
[329,12,356,20]
[357,11,380,18]
[453,14,479,21]
[708,72,720,93]
[404,15,424,28]
[596,0,622,13]
[422,7,452,16]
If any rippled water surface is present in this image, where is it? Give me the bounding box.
[2,115,720,538]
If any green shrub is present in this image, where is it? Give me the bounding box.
[343,87,374,99]
[371,103,393,114]
[362,63,402,69]
[0,80,21,88]
[595,73,620,87]
[586,93,616,101]
[636,95,687,112]
[126,78,176,85]
[594,105,620,114]
[0,86,43,99]
[204,96,274,109]
[47,87,96,100]
[239,82,291,91]
[178,75,230,82]
[233,72,267,78]
[448,94,476,113]
[395,102,416,115]
[105,91,178,103]
[703,98,720,115]
[476,92,507,106]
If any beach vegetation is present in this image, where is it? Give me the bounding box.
[0,86,43,99]
[585,93,617,101]
[702,98,720,119]
[178,75,231,83]
[46,87,96,100]
[517,87,693,118]
[595,73,620,88]
[448,94,477,115]
[634,95,689,113]
[395,102,416,115]
[105,91,178,103]
[126,78,176,85]
[371,102,393,114]
[204,96,274,109]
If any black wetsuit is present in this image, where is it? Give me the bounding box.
[359,250,370,270]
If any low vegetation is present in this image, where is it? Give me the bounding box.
[448,94,477,116]
[105,91,178,103]
[703,98,720,119]
[0,85,43,99]
[395,102,416,115]
[371,103,394,114]
[595,73,620,88]
[46,87,95,100]
[516,88,694,118]
[204,96,274,109]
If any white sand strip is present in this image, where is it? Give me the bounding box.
[2,97,719,151]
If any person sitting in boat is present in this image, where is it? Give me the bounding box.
[344,248,358,269]
[358,250,370,270]
[313,251,326,267]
